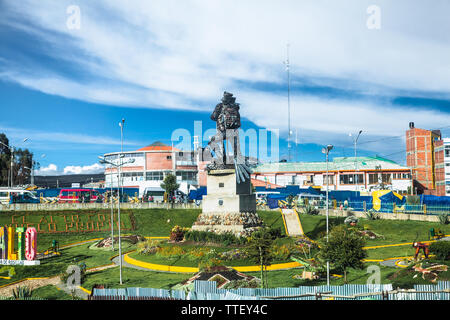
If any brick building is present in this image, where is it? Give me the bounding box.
[406,122,442,194]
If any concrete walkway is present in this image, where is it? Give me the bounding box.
[281,209,304,236]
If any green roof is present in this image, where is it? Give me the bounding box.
[253,156,408,173]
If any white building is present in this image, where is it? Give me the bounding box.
[103,142,198,197]
[252,156,412,194]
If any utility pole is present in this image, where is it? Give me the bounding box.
[322,144,333,286]
[284,43,292,162]
[118,118,125,285]
[350,131,362,192]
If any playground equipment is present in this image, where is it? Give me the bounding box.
[429,228,445,241]
[280,208,304,237]
[412,241,430,260]
[291,256,320,280]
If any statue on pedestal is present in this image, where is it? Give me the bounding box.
[205,91,252,183]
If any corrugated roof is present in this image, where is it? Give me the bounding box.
[253,156,408,173]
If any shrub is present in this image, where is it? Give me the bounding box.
[155,246,185,259]
[364,209,379,221]
[438,213,449,225]
[169,225,190,242]
[12,286,33,299]
[303,205,319,215]
[184,230,246,245]
[270,244,292,260]
[137,239,161,255]
[429,241,450,260]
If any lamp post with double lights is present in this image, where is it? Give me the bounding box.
[98,155,135,285]
[322,144,333,286]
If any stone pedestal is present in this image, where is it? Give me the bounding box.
[192,169,262,237]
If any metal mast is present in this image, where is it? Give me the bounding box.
[285,43,292,162]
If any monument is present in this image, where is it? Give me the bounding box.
[192,92,262,237]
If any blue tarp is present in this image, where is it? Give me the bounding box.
[188,186,207,201]
[420,195,450,206]
[267,194,287,209]
[329,191,360,202]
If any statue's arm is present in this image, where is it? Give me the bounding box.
[210,104,222,121]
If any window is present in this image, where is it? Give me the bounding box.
[146,171,165,181]
[339,174,363,185]
[167,156,172,160]
[124,152,144,158]
[0,192,8,197]
[323,175,334,185]
[445,146,450,157]
[176,171,197,181]
[368,173,379,184]
[381,173,391,183]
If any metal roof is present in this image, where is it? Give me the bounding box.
[253,156,409,173]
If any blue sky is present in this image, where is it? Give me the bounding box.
[1,0,450,175]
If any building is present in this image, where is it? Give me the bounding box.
[406,122,442,194]
[251,156,412,194]
[34,174,105,189]
[434,138,450,196]
[103,141,198,196]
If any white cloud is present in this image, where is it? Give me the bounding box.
[63,163,104,175]
[35,163,59,175]
[35,163,105,176]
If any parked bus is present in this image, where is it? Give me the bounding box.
[0,188,40,205]
[58,189,102,203]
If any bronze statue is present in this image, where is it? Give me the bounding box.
[205,91,252,183]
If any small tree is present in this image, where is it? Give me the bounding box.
[317,225,367,283]
[160,173,179,209]
[246,228,275,288]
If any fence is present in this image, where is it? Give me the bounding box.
[88,281,450,300]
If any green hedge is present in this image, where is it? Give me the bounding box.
[429,241,450,260]
[184,230,247,246]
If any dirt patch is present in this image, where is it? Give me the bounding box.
[0,276,61,298]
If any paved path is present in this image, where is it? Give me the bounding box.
[281,209,304,236]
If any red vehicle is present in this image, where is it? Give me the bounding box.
[58,189,102,203]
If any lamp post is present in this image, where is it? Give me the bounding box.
[99,155,135,285]
[322,144,333,286]
[349,131,362,192]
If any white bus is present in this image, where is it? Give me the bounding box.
[0,188,40,205]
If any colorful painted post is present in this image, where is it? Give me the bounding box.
[25,227,37,261]
[16,227,25,260]
[0,227,7,260]
[7,227,15,260]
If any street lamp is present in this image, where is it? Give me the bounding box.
[322,144,333,286]
[349,131,362,192]
[99,155,134,285]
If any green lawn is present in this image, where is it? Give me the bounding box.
[32,285,74,300]
[0,208,449,294]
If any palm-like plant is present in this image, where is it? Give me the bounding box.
[12,286,33,299]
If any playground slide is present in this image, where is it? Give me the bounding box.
[280,209,304,237]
